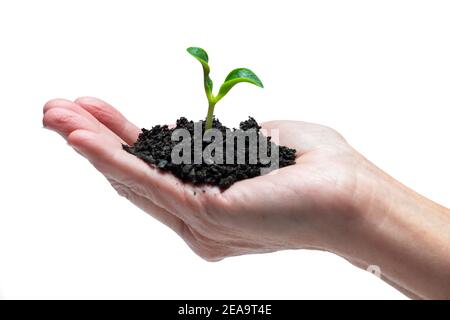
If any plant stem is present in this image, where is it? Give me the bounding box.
[205,100,216,130]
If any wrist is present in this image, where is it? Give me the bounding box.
[334,155,450,299]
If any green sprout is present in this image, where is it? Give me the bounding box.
[187,47,264,130]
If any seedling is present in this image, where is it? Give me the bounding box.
[187,47,264,130]
[124,47,295,189]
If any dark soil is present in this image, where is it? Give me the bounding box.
[123,117,296,189]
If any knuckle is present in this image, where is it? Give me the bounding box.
[110,180,134,201]
[181,225,226,262]
[88,104,117,124]
[189,241,224,262]
[197,250,223,262]
[74,96,90,104]
[43,98,68,113]
[44,108,74,126]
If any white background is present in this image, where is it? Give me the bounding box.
[0,0,449,299]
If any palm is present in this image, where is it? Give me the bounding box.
[44,97,358,260]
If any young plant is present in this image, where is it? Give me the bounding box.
[187,47,264,130]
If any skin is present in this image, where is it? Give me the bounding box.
[43,97,450,299]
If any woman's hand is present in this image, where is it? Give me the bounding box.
[42,96,363,259]
[43,97,450,299]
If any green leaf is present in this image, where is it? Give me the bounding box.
[187,47,213,98]
[216,68,264,102]
[187,47,208,62]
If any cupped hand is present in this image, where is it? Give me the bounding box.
[43,97,373,261]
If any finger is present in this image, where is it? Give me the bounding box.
[67,129,199,221]
[44,98,99,122]
[43,107,102,138]
[67,129,141,177]
[44,98,126,144]
[68,129,219,260]
[107,180,225,262]
[107,177,224,262]
[108,177,186,235]
[74,96,140,145]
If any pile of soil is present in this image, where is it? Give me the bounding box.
[123,117,296,189]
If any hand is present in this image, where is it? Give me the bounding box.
[43,97,450,299]
[42,97,365,260]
